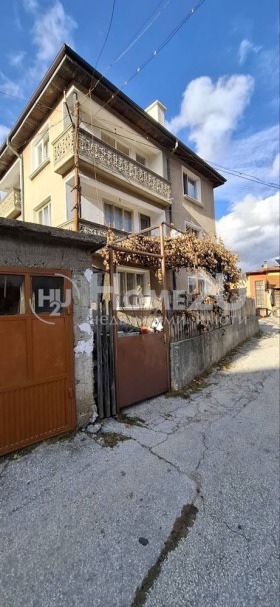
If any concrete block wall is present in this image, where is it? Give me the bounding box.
[170,316,259,390]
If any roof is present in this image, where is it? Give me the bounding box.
[246,266,280,275]
[0,45,225,188]
[0,218,105,250]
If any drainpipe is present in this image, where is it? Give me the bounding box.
[6,139,25,221]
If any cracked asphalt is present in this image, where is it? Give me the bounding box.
[0,319,279,607]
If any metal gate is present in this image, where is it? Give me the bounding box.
[0,267,75,456]
[115,332,169,410]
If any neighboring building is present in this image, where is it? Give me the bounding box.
[246,261,280,315]
[0,44,225,297]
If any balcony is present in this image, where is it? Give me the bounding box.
[52,126,171,205]
[58,218,127,240]
[0,188,21,219]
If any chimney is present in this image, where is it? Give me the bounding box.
[262,261,268,268]
[145,100,166,126]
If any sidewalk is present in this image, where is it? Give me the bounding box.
[0,321,279,607]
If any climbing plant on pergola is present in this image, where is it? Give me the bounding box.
[100,225,240,294]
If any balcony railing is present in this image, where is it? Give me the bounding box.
[58,218,127,240]
[53,126,171,203]
[0,188,21,219]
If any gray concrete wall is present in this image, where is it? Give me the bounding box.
[0,227,99,427]
[170,317,259,390]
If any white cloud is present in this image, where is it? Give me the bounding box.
[216,192,280,270]
[238,39,262,65]
[165,75,254,160]
[0,124,9,145]
[31,1,77,63]
[269,152,280,179]
[9,51,26,68]
[214,125,280,202]
[23,0,39,13]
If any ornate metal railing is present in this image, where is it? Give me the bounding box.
[53,126,171,201]
[0,188,21,218]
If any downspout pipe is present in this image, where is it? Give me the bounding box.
[6,139,25,221]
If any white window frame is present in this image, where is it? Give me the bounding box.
[35,198,52,227]
[136,153,146,166]
[32,127,50,172]
[182,168,202,204]
[115,267,151,309]
[187,275,205,295]
[104,200,133,232]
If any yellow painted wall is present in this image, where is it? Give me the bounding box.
[22,99,67,227]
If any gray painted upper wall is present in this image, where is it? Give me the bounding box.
[168,156,216,236]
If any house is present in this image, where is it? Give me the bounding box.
[246,261,280,316]
[0,45,225,301]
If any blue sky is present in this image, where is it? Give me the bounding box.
[0,0,279,269]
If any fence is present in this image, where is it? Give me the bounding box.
[169,297,256,343]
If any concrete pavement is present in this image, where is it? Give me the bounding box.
[0,320,279,606]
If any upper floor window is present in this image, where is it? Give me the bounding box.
[183,169,201,204]
[33,130,49,170]
[136,153,146,166]
[37,199,51,226]
[101,132,129,157]
[104,202,132,232]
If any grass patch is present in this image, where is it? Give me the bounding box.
[97,432,130,448]
[116,413,145,427]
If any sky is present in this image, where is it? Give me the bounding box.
[0,0,279,270]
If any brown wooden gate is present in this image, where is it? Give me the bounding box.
[0,267,75,456]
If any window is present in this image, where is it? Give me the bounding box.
[255,280,265,307]
[37,200,51,226]
[188,276,205,295]
[0,275,25,315]
[140,214,151,231]
[185,221,202,238]
[136,153,146,166]
[101,132,115,148]
[31,276,64,315]
[183,174,198,200]
[101,132,129,156]
[33,130,49,169]
[116,142,129,156]
[118,270,149,308]
[104,202,132,232]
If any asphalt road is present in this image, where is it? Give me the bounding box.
[0,319,279,607]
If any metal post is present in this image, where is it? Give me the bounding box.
[159,223,171,390]
[73,98,80,232]
[109,247,119,413]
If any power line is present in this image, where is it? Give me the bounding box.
[81,0,207,118]
[95,0,116,69]
[0,89,64,115]
[80,0,173,106]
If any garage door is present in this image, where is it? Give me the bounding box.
[0,268,76,456]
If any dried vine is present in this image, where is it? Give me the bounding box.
[101,230,240,292]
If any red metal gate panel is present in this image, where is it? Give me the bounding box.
[0,268,75,456]
[115,333,169,409]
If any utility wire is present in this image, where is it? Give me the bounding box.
[80,0,173,106]
[95,0,116,69]
[0,89,65,114]
[81,0,206,116]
